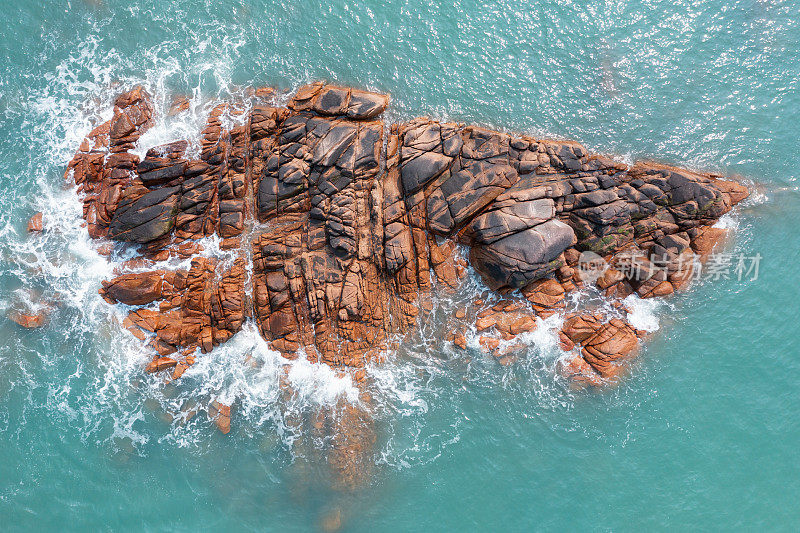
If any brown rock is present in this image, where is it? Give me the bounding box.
[57,82,751,493]
[557,355,603,387]
[521,278,565,312]
[8,309,48,328]
[479,336,500,353]
[691,227,728,263]
[596,267,624,290]
[101,271,164,305]
[581,318,639,378]
[27,212,43,232]
[145,357,178,373]
[208,401,231,435]
[167,96,190,116]
[61,84,748,433]
[561,313,602,344]
[171,362,189,380]
[558,331,575,352]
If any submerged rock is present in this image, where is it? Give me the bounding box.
[27,212,44,233]
[8,309,49,328]
[208,401,231,435]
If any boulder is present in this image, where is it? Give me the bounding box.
[521,278,566,314]
[108,186,179,243]
[470,219,576,290]
[580,318,639,378]
[208,401,231,434]
[101,271,164,305]
[145,357,178,373]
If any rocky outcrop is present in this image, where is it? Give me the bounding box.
[64,83,748,488]
[558,314,642,383]
[65,83,747,383]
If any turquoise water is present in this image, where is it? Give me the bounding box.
[1,0,799,530]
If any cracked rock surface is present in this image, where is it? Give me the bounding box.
[68,82,748,389]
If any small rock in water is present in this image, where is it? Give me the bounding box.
[208,400,231,435]
[8,308,49,328]
[254,86,275,99]
[145,357,178,373]
[167,95,190,116]
[27,212,43,233]
[320,508,342,532]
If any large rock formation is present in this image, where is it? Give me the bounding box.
[63,81,748,497]
[66,82,748,389]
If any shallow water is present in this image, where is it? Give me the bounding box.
[1,0,798,530]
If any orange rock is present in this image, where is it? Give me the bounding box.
[508,315,536,335]
[558,331,575,351]
[650,280,674,298]
[596,267,624,290]
[479,336,500,353]
[450,332,467,349]
[167,96,190,116]
[557,354,603,387]
[563,248,581,265]
[27,212,43,232]
[8,310,48,328]
[561,313,602,344]
[171,362,189,380]
[580,318,639,378]
[713,178,750,205]
[475,314,496,332]
[255,86,275,99]
[691,227,727,263]
[145,357,178,373]
[209,401,231,434]
[101,271,164,305]
[521,278,565,313]
[668,249,695,291]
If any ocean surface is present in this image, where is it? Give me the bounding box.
[1,0,798,530]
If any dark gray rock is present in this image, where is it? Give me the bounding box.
[109,186,179,243]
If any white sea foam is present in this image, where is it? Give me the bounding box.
[623,294,665,332]
[713,213,738,230]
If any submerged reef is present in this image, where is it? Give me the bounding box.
[60,82,747,491]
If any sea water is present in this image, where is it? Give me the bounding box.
[0,0,798,530]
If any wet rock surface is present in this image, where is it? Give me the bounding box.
[65,82,749,382]
[64,83,748,490]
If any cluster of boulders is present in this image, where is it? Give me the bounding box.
[45,81,749,495]
[59,82,747,392]
[48,81,750,499]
